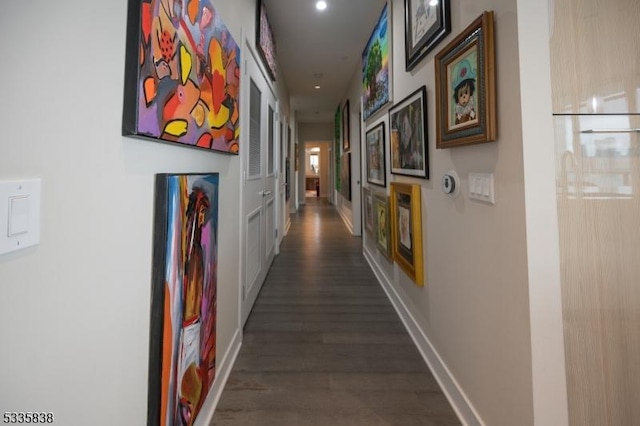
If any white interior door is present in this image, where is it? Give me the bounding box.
[242,52,277,326]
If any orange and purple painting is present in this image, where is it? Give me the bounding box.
[123,0,240,154]
[149,173,219,426]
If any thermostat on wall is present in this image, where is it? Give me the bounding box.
[442,170,460,197]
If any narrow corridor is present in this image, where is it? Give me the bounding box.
[211,198,460,426]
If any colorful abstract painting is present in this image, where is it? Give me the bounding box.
[123,0,241,154]
[149,173,219,426]
[362,3,391,121]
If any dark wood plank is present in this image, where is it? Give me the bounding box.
[211,198,460,426]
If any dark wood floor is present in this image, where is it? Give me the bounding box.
[211,198,460,426]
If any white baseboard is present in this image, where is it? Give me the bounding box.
[195,328,243,426]
[337,205,354,234]
[363,248,485,426]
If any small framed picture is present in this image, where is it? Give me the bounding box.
[404,0,451,71]
[374,193,392,260]
[390,182,424,286]
[342,100,351,152]
[435,11,496,148]
[389,86,429,179]
[365,122,387,187]
[363,187,374,236]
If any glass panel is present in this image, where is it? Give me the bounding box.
[249,79,262,177]
[268,106,274,175]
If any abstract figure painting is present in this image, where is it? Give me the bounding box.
[123,0,241,154]
[362,3,391,121]
[149,173,219,426]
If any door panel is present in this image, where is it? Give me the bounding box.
[241,51,278,326]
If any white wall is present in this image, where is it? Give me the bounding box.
[0,1,285,425]
[362,0,534,424]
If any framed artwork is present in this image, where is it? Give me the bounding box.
[404,0,451,71]
[435,11,496,148]
[389,86,429,179]
[339,153,351,201]
[334,105,342,192]
[362,2,392,121]
[363,187,374,235]
[149,173,220,426]
[295,143,299,171]
[256,0,277,81]
[390,182,424,286]
[366,122,387,187]
[374,193,392,260]
[342,100,351,152]
[122,0,241,154]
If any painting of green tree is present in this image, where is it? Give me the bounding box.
[362,3,390,121]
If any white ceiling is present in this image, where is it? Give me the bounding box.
[263,0,388,123]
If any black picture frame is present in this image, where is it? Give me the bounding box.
[404,0,451,71]
[388,86,429,179]
[342,100,351,152]
[365,122,387,187]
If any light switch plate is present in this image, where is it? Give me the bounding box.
[468,173,495,204]
[0,179,41,255]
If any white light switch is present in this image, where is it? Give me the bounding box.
[468,173,495,204]
[0,179,41,255]
[8,196,30,236]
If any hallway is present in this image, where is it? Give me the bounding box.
[211,198,460,426]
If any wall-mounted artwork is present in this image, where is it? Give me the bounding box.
[342,100,351,152]
[256,0,277,81]
[374,193,392,260]
[389,86,429,179]
[366,121,387,187]
[390,182,424,286]
[404,0,451,71]
[362,2,392,121]
[363,187,374,235]
[334,105,342,192]
[123,0,241,154]
[435,11,496,148]
[149,173,219,426]
[339,153,352,201]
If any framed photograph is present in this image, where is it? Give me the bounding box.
[342,100,351,152]
[374,193,392,260]
[435,11,496,148]
[149,173,220,426]
[363,187,374,236]
[362,2,392,121]
[334,105,342,192]
[122,0,241,154]
[389,86,429,179]
[339,153,351,201]
[390,182,424,286]
[256,0,277,81]
[366,122,387,187]
[404,0,451,71]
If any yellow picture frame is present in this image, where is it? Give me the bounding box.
[390,182,424,286]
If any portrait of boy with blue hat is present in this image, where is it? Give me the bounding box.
[450,54,477,126]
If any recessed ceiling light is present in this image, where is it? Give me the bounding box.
[316,1,327,11]
[314,85,321,89]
